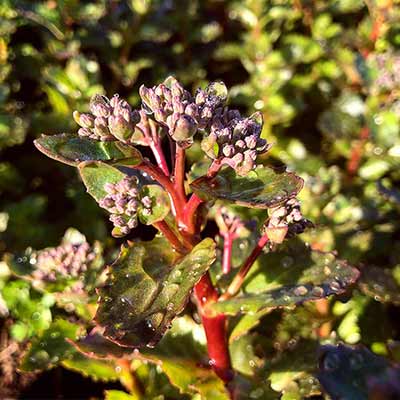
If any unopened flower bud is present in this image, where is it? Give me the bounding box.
[108,115,134,141]
[90,95,111,117]
[171,114,197,142]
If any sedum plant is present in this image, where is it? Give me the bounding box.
[32,77,361,398]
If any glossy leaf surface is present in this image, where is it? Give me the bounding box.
[95,237,216,347]
[34,134,142,166]
[211,242,359,315]
[190,166,303,209]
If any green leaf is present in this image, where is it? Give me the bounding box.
[2,280,54,340]
[34,134,142,167]
[20,319,82,371]
[229,310,271,343]
[138,185,171,225]
[210,242,359,315]
[139,316,229,398]
[317,344,400,400]
[105,390,137,400]
[62,353,122,382]
[190,166,303,209]
[268,340,321,399]
[95,237,216,347]
[79,161,126,202]
[359,266,400,305]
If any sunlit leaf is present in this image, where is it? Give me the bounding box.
[190,166,303,209]
[34,134,142,167]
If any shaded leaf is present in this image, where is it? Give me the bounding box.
[95,237,216,347]
[359,266,400,305]
[190,166,303,209]
[34,134,142,167]
[317,344,400,400]
[268,340,321,399]
[138,316,228,399]
[71,331,133,359]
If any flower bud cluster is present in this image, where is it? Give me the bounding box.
[370,52,400,93]
[98,176,152,236]
[216,206,246,236]
[202,111,270,175]
[267,198,313,238]
[139,77,228,146]
[33,242,96,283]
[74,94,140,142]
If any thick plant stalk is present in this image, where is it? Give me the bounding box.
[149,141,170,177]
[184,194,204,235]
[174,146,186,204]
[134,161,186,223]
[194,273,232,382]
[153,221,189,253]
[220,233,269,301]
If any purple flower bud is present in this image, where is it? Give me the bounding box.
[78,127,92,137]
[245,134,258,149]
[172,96,185,114]
[185,103,199,119]
[235,140,246,149]
[99,196,115,209]
[90,95,111,117]
[171,114,197,142]
[222,144,235,157]
[141,196,152,208]
[104,182,117,194]
[108,115,134,141]
[110,214,125,227]
[127,217,138,229]
[127,199,139,211]
[154,108,168,122]
[171,81,184,97]
[195,89,206,105]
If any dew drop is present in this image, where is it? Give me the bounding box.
[115,366,122,373]
[349,353,364,370]
[294,285,308,296]
[31,312,41,321]
[249,388,264,399]
[50,331,60,339]
[329,281,341,292]
[321,352,340,371]
[281,256,294,268]
[312,286,324,297]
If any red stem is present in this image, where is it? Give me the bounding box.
[194,274,232,382]
[222,233,234,275]
[220,233,269,301]
[183,160,223,235]
[174,146,186,201]
[153,220,188,253]
[184,194,204,235]
[134,160,186,223]
[150,141,170,177]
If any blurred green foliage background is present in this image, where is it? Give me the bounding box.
[2,0,400,398]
